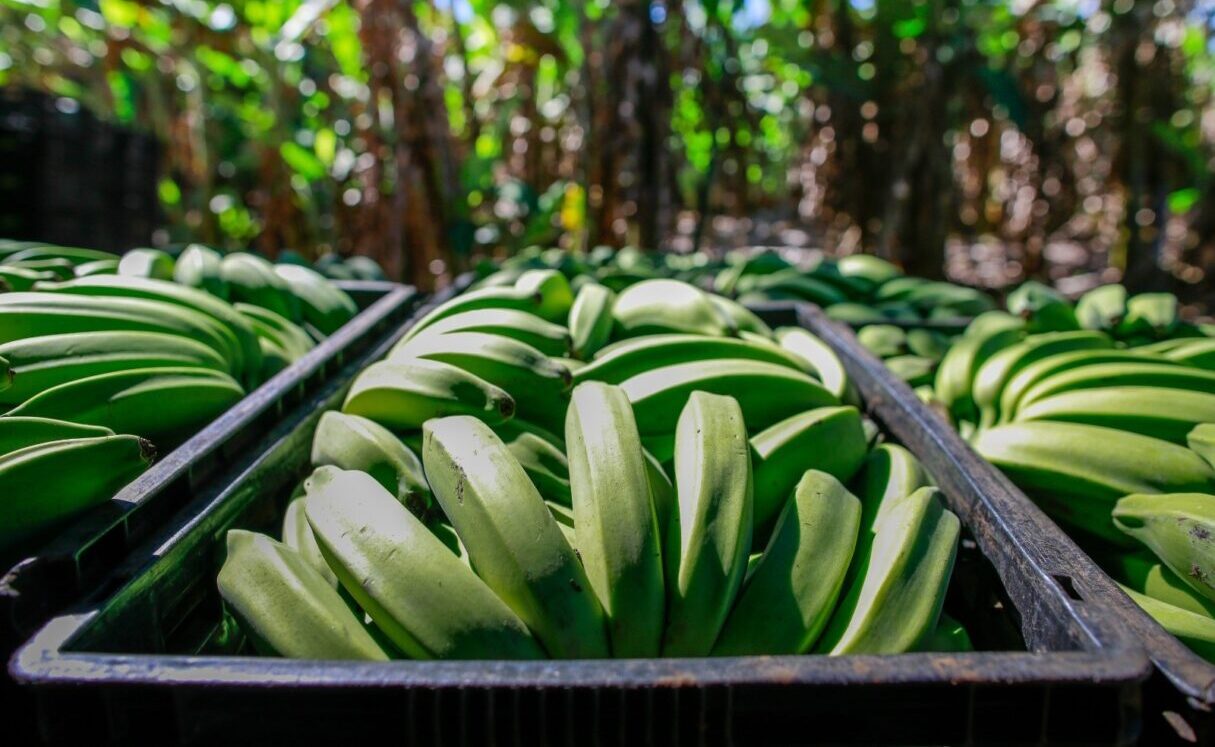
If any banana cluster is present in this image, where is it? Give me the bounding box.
[0,239,359,555]
[218,273,964,660]
[927,279,1215,661]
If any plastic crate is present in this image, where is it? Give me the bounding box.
[10,301,1151,745]
[0,281,419,653]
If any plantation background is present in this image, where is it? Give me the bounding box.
[1,0,1213,298]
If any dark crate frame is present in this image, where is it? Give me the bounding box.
[11,301,1151,746]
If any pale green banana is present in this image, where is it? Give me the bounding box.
[0,266,55,291]
[423,416,608,658]
[972,330,1113,426]
[1190,424,1215,470]
[709,295,773,337]
[304,467,544,660]
[403,287,558,343]
[750,406,867,533]
[662,392,753,657]
[1075,284,1127,332]
[568,283,615,360]
[1116,292,1179,339]
[817,488,959,654]
[273,264,358,336]
[565,381,664,657]
[217,530,389,660]
[574,333,808,386]
[933,322,1023,422]
[1165,339,1215,370]
[310,411,430,514]
[6,245,115,265]
[174,244,229,299]
[996,349,1160,422]
[1121,584,1215,662]
[1006,281,1078,332]
[405,308,571,357]
[774,326,857,404]
[621,359,839,435]
[854,443,930,531]
[505,431,571,507]
[73,259,119,277]
[221,252,301,322]
[1107,553,1215,618]
[342,359,515,430]
[1015,386,1215,445]
[713,470,861,656]
[0,417,113,455]
[612,279,732,338]
[1114,493,1215,603]
[0,434,154,550]
[117,248,174,280]
[513,268,574,322]
[281,495,338,588]
[236,302,315,361]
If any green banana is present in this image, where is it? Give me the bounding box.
[713,470,861,656]
[407,308,571,357]
[621,359,839,435]
[1107,553,1215,618]
[505,431,571,507]
[1116,292,1179,340]
[391,331,571,429]
[933,322,1023,423]
[1190,424,1215,470]
[0,354,8,392]
[173,244,229,299]
[310,411,431,514]
[8,258,76,280]
[117,248,175,280]
[235,302,315,361]
[573,333,809,386]
[662,392,753,657]
[1006,280,1079,332]
[0,266,56,291]
[403,287,558,343]
[216,530,389,660]
[1165,339,1215,370]
[1114,493,1215,603]
[974,422,1215,544]
[971,330,1113,426]
[565,381,664,657]
[817,487,959,654]
[5,245,115,265]
[221,252,301,322]
[743,272,849,307]
[281,495,338,588]
[774,326,857,404]
[30,275,260,381]
[342,359,515,431]
[73,259,119,277]
[750,406,867,534]
[0,292,240,372]
[885,355,936,387]
[906,329,950,361]
[1015,386,1215,445]
[567,283,615,359]
[996,349,1158,422]
[257,337,291,379]
[273,264,358,336]
[0,331,229,406]
[853,443,930,531]
[547,500,577,546]
[1121,584,1215,662]
[644,448,674,533]
[709,295,773,337]
[1075,284,1127,332]
[857,325,907,358]
[513,269,574,322]
[0,417,113,455]
[423,416,608,658]
[611,279,732,338]
[0,434,154,550]
[838,254,901,287]
[304,467,544,660]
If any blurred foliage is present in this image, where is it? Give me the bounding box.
[0,0,1213,294]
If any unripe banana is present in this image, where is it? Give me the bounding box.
[886,355,936,387]
[273,264,358,336]
[573,333,808,386]
[817,488,959,654]
[392,331,571,429]
[174,244,229,299]
[713,470,861,656]
[547,500,577,546]
[0,330,229,406]
[1015,386,1215,444]
[919,612,974,653]
[972,330,1113,426]
[744,273,848,307]
[1190,424,1215,470]
[281,495,338,588]
[974,422,1215,545]
[407,308,571,357]
[73,259,119,277]
[621,359,839,435]
[118,248,175,280]
[1116,292,1180,340]
[216,530,389,660]
[1075,284,1127,332]
[565,382,664,657]
[854,443,930,531]
[514,268,574,322]
[1120,584,1215,663]
[750,406,867,534]
[221,252,301,322]
[1114,493,1215,603]
[1006,280,1079,332]
[997,349,1159,422]
[342,359,515,431]
[662,392,753,657]
[612,279,732,338]
[235,302,315,361]
[774,326,858,404]
[709,295,773,337]
[6,245,115,265]
[568,283,615,360]
[0,435,154,550]
[0,266,55,291]
[304,467,545,660]
[402,287,554,344]
[1107,553,1215,618]
[1165,339,1215,371]
[0,417,113,455]
[10,258,75,280]
[505,431,571,507]
[644,448,674,533]
[857,325,908,359]
[423,416,608,658]
[933,322,1023,423]
[311,411,431,514]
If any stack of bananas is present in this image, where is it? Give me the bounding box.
[218,273,966,660]
[0,240,358,555]
[929,279,1215,660]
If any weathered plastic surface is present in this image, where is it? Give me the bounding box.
[10,300,1150,746]
[0,280,418,651]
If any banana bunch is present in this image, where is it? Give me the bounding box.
[219,273,965,661]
